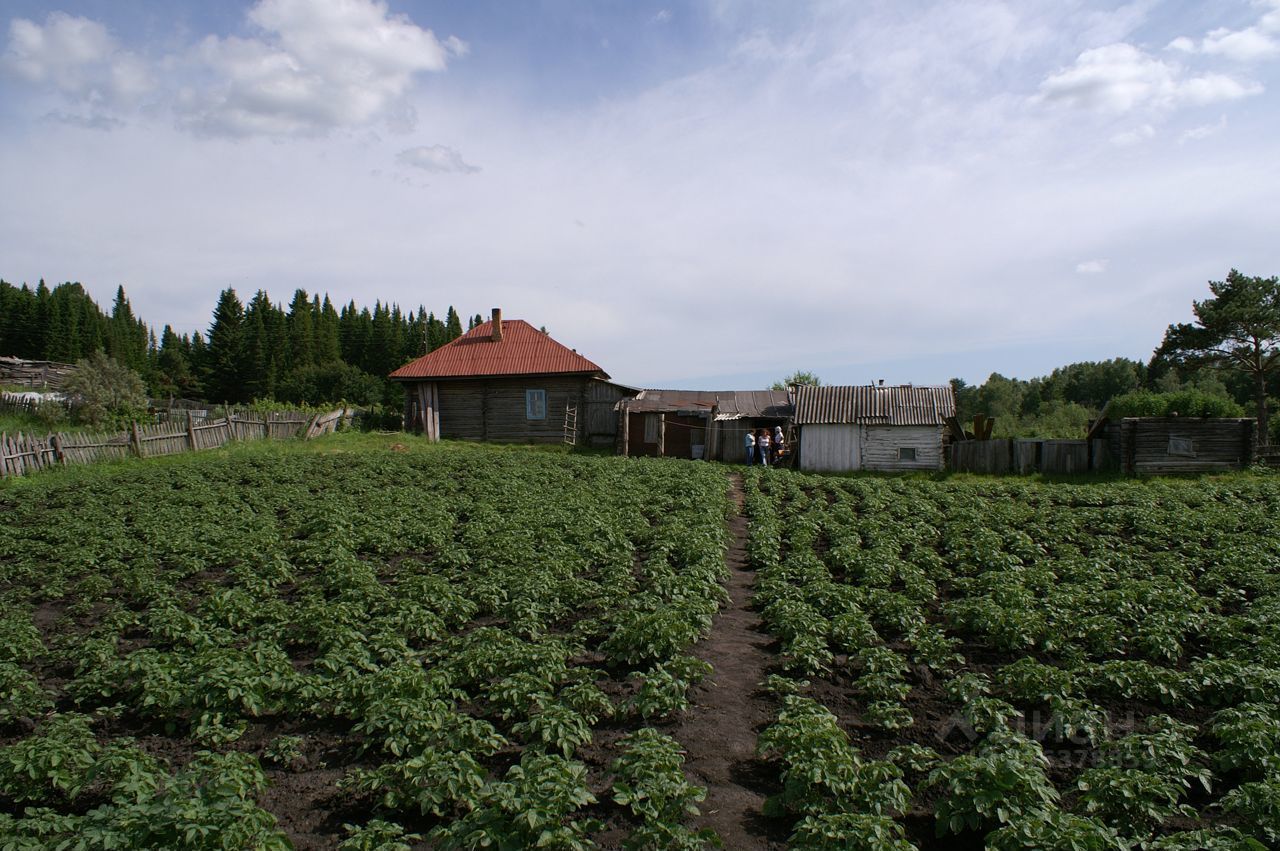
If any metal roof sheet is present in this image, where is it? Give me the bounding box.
[389,319,607,380]
[621,389,792,418]
[715,390,793,419]
[793,385,956,426]
[621,390,720,415]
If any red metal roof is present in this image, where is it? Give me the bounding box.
[389,319,608,380]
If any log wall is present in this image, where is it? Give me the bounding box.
[1116,417,1256,475]
[862,425,946,472]
[430,376,592,444]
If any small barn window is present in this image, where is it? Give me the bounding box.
[898,447,917,462]
[1168,437,1195,457]
[525,389,547,420]
[644,413,659,443]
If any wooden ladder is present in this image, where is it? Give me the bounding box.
[563,404,578,446]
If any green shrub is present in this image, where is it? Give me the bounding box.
[61,351,148,428]
[1109,390,1245,419]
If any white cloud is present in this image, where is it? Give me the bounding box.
[1037,43,1261,114]
[2,12,152,109]
[396,144,479,173]
[3,3,1280,388]
[1110,123,1154,146]
[1164,2,1280,62]
[652,10,673,25]
[3,1,463,138]
[1180,114,1228,142]
[1202,26,1280,61]
[1076,259,1109,274]
[42,110,124,131]
[177,0,461,137]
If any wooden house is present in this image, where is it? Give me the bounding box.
[389,309,636,447]
[617,389,792,460]
[793,384,955,472]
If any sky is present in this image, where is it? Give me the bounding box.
[2,0,1279,390]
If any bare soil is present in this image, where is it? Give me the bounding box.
[671,474,787,850]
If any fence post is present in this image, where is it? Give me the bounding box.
[186,412,197,452]
[51,433,65,464]
[130,421,143,458]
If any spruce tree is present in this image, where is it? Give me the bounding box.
[207,288,247,403]
[286,289,315,371]
[445,306,463,342]
[315,294,342,363]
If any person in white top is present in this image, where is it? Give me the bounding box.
[772,426,785,464]
[744,429,755,465]
[758,428,770,467]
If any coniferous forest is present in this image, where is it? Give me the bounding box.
[0,280,484,408]
[1,276,1275,441]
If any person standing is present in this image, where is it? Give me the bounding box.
[744,428,755,465]
[758,427,770,467]
[772,425,785,464]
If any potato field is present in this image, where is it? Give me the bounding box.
[1,437,1279,850]
[746,469,1280,850]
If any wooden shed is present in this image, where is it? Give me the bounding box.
[617,389,792,460]
[390,309,637,447]
[793,384,955,473]
[1103,417,1257,475]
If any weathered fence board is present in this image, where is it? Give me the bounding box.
[1040,440,1089,475]
[0,407,350,479]
[950,439,1013,474]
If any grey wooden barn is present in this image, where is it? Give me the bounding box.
[793,384,956,472]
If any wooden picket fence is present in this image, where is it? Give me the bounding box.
[0,408,352,479]
[0,395,55,418]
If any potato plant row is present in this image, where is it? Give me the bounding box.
[745,470,1280,850]
[0,445,730,849]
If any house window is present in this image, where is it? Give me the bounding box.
[1168,437,1195,457]
[898,447,917,462]
[526,389,547,420]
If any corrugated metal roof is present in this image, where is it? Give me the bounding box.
[793,385,956,426]
[621,390,720,415]
[389,319,607,380]
[621,389,792,418]
[715,390,793,419]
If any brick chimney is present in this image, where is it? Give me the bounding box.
[491,308,502,342]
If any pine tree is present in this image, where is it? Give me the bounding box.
[445,306,463,342]
[315,294,342,363]
[79,295,105,357]
[44,292,79,362]
[286,289,315,371]
[155,325,201,399]
[207,288,247,403]
[13,284,39,358]
[244,290,275,399]
[425,311,445,352]
[108,285,148,372]
[33,280,52,358]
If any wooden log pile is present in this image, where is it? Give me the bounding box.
[0,357,74,389]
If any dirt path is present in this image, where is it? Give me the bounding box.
[672,473,782,849]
